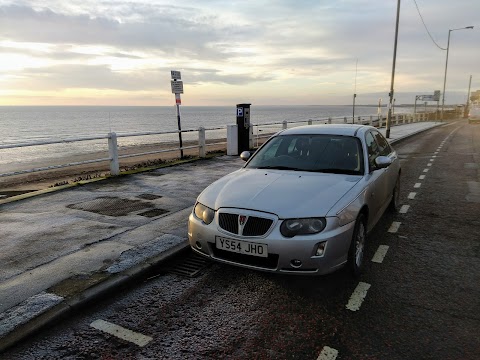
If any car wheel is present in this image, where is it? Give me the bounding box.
[389,175,401,212]
[348,213,367,277]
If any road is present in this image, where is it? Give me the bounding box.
[3,120,480,360]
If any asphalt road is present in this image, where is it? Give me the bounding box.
[3,120,479,360]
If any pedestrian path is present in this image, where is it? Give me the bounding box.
[0,121,443,352]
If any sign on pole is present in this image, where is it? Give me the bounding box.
[170,70,184,158]
[433,90,441,101]
[170,70,181,80]
[171,80,184,94]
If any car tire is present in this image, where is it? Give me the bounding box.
[348,213,367,277]
[389,174,401,212]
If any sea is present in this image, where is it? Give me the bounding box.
[0,105,413,174]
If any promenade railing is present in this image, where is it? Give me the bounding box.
[0,111,432,181]
[0,126,225,179]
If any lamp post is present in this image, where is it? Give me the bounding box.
[441,26,474,121]
[385,0,401,138]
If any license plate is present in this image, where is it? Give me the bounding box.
[215,237,268,258]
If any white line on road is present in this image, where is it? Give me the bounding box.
[372,245,389,263]
[414,183,422,188]
[419,175,426,180]
[430,158,435,162]
[388,221,401,233]
[90,319,153,347]
[408,192,416,199]
[317,346,339,360]
[399,204,410,213]
[423,168,429,173]
[434,152,438,155]
[427,163,432,166]
[346,282,371,311]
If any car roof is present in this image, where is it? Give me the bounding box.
[279,124,371,137]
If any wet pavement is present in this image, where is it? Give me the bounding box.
[0,121,443,352]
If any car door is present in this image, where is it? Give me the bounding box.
[372,130,399,206]
[364,131,389,230]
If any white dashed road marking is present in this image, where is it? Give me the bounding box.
[90,319,153,347]
[317,346,339,360]
[408,192,416,199]
[346,282,371,311]
[427,163,432,166]
[399,205,410,213]
[388,221,401,233]
[419,175,426,180]
[414,183,422,188]
[423,168,429,173]
[372,245,389,263]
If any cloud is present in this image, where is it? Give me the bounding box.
[0,3,253,60]
[0,0,479,105]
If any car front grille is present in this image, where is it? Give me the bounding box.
[218,213,273,236]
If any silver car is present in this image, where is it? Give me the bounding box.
[188,124,401,276]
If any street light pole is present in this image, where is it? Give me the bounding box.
[386,0,401,138]
[465,75,472,118]
[441,26,474,121]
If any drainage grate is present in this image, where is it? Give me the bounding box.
[137,193,163,200]
[138,208,169,218]
[161,251,212,277]
[67,197,153,217]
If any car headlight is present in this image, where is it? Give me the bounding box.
[280,218,326,238]
[193,202,215,225]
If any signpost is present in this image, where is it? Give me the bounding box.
[171,70,184,158]
[414,91,441,120]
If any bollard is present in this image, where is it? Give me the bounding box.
[198,127,206,158]
[369,116,373,126]
[283,120,288,129]
[108,132,120,176]
[344,117,347,124]
[328,117,332,124]
[227,125,238,155]
[308,119,313,125]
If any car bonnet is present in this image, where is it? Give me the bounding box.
[197,168,362,218]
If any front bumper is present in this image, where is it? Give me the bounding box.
[188,210,356,275]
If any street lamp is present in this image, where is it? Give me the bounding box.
[441,26,474,121]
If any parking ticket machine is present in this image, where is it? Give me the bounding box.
[236,103,251,153]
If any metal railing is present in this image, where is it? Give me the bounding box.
[252,112,432,146]
[0,126,226,179]
[0,111,434,180]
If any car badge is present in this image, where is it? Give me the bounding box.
[239,215,247,226]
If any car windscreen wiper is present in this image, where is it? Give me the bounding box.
[308,168,360,175]
[255,166,305,171]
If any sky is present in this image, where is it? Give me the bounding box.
[0,0,479,106]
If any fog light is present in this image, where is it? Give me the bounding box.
[195,241,202,250]
[291,259,302,268]
[315,242,327,256]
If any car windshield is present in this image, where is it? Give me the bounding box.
[246,134,364,175]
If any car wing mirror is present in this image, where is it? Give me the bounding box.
[240,151,251,162]
[374,156,392,169]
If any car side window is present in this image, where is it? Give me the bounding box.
[372,131,393,156]
[365,132,380,170]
